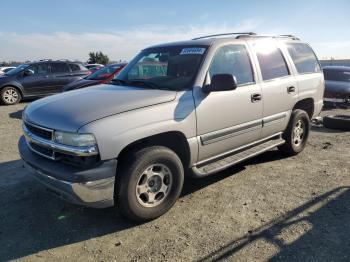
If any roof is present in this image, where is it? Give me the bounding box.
[146,33,301,49]
[323,66,350,71]
[26,60,83,65]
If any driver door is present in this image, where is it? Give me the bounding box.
[194,44,263,161]
[20,63,52,96]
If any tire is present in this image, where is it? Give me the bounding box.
[116,146,184,222]
[323,115,350,131]
[278,109,310,156]
[1,86,21,105]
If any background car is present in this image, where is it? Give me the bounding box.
[0,66,16,75]
[323,66,350,107]
[63,63,126,91]
[0,60,90,105]
[85,63,104,73]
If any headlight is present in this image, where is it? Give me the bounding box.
[54,131,96,147]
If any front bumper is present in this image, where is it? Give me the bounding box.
[18,136,117,208]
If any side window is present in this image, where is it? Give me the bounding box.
[26,63,49,75]
[287,43,321,74]
[26,65,37,75]
[255,41,290,81]
[37,63,49,74]
[209,45,254,85]
[69,63,81,72]
[50,63,70,74]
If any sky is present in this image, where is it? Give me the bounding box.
[1,0,350,62]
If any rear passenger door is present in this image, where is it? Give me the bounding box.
[250,39,298,138]
[285,42,323,116]
[49,62,75,93]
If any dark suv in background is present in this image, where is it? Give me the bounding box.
[323,66,350,106]
[0,60,90,105]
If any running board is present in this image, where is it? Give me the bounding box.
[191,135,285,177]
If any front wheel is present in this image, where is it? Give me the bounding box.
[1,86,21,105]
[278,109,310,156]
[116,146,184,222]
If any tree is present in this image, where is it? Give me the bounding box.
[87,51,110,65]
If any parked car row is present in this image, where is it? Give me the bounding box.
[0,61,126,105]
[0,61,90,105]
[63,63,126,91]
[1,55,349,107]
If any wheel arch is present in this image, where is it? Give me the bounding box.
[1,84,24,98]
[116,131,192,172]
[292,98,314,119]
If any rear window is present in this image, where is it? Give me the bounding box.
[255,41,290,81]
[323,69,350,82]
[50,63,70,73]
[287,43,321,74]
[69,63,81,72]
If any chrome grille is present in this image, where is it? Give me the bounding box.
[24,121,53,141]
[28,142,55,159]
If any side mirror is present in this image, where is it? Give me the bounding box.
[23,69,34,77]
[202,74,237,93]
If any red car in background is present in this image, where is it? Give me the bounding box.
[63,63,126,91]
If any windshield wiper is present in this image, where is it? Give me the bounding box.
[110,78,173,90]
[110,78,128,85]
[128,80,160,89]
[127,79,173,90]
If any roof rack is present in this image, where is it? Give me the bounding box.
[277,35,300,40]
[192,32,300,41]
[192,32,257,40]
[35,59,80,63]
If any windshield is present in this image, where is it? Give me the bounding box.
[114,45,208,90]
[324,69,350,82]
[87,65,122,80]
[5,64,28,76]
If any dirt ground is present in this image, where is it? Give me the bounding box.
[0,102,349,262]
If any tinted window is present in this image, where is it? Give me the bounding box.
[323,69,350,82]
[255,41,289,81]
[287,43,320,74]
[26,63,49,75]
[209,45,254,85]
[50,63,70,73]
[69,63,81,72]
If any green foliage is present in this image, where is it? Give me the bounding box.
[87,51,110,65]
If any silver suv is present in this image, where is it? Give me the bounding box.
[19,33,324,221]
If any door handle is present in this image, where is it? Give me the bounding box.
[287,86,296,93]
[251,93,262,102]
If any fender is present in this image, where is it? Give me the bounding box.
[0,80,25,97]
[78,91,198,161]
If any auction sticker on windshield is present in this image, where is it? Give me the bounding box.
[180,48,206,55]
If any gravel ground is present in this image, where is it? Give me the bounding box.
[0,102,349,262]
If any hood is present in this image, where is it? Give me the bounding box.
[24,84,177,132]
[325,80,350,95]
[0,74,12,82]
[63,79,100,91]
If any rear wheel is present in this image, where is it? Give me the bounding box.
[1,86,21,105]
[278,109,310,156]
[116,146,184,222]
